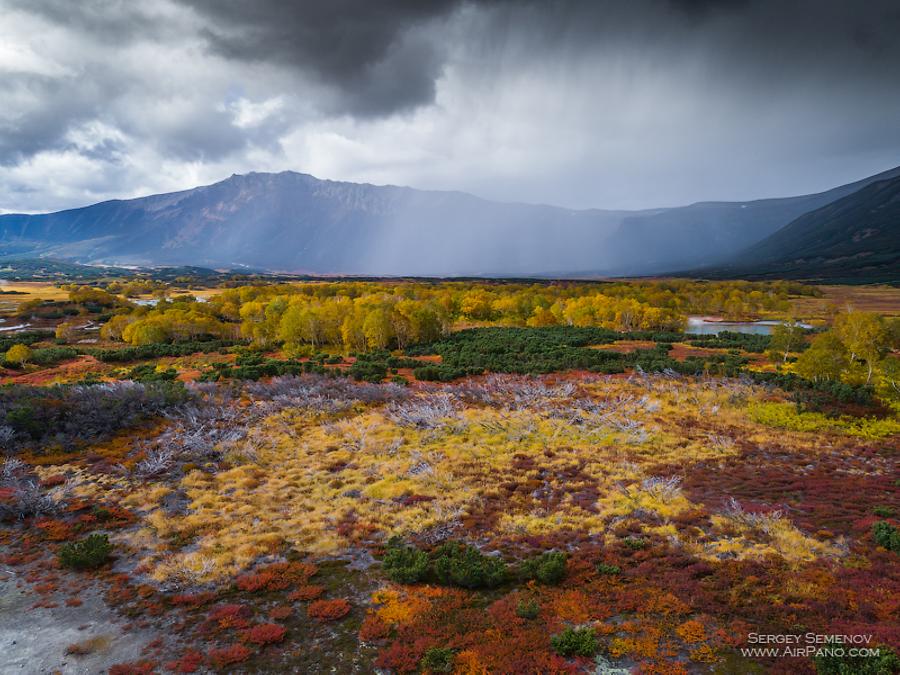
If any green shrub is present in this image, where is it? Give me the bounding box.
[550,627,598,657]
[125,364,178,382]
[520,551,567,585]
[89,340,239,362]
[30,347,79,366]
[815,645,900,674]
[873,521,900,553]
[515,598,540,620]
[431,542,507,589]
[420,647,455,673]
[0,330,54,352]
[59,533,113,570]
[596,562,621,576]
[623,536,647,550]
[873,506,895,518]
[382,539,429,584]
[348,360,387,383]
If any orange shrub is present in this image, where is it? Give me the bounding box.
[675,619,706,644]
[35,519,72,541]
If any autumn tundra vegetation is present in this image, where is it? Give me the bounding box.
[0,276,898,674]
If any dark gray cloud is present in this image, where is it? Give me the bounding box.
[177,0,900,120]
[182,0,465,116]
[0,0,899,213]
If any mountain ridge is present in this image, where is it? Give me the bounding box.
[689,174,900,283]
[2,165,899,277]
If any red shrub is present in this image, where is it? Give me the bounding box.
[40,474,67,488]
[165,650,204,673]
[308,599,351,622]
[208,643,252,668]
[243,622,287,645]
[170,591,215,607]
[208,603,251,630]
[235,561,317,593]
[287,585,324,601]
[359,614,390,641]
[268,605,293,620]
[235,571,276,593]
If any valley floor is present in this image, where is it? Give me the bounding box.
[2,370,898,673]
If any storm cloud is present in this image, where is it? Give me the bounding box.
[1,0,899,213]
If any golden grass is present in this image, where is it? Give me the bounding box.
[89,376,858,584]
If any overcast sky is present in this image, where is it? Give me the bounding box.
[1,0,899,213]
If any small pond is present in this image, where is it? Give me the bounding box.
[685,317,812,336]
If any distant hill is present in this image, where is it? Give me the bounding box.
[690,175,900,283]
[1,166,899,277]
[602,165,900,274]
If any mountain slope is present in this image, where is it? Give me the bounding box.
[0,172,629,276]
[692,175,900,283]
[1,165,899,277]
[603,165,900,274]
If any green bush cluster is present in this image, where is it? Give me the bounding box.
[515,598,540,619]
[623,536,647,550]
[420,647,455,673]
[124,364,178,382]
[432,542,508,589]
[0,330,55,353]
[596,562,621,576]
[550,627,598,657]
[520,551,567,585]
[873,521,900,553]
[347,358,388,383]
[749,371,874,405]
[381,539,507,589]
[406,326,625,376]
[347,351,434,382]
[815,645,899,674]
[59,533,113,569]
[381,539,430,583]
[89,339,239,363]
[24,346,80,366]
[404,326,768,381]
[687,331,773,353]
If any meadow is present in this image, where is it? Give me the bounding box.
[0,277,897,674]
